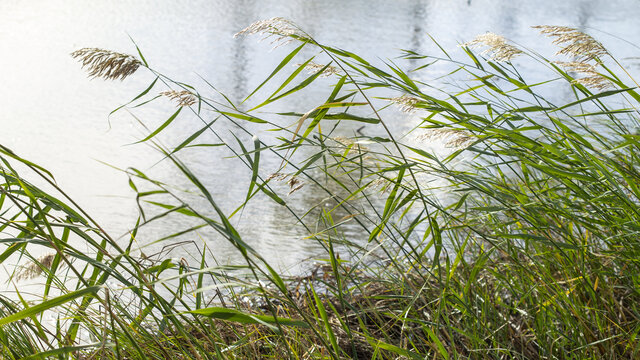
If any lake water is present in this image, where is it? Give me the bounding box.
[1,0,639,273]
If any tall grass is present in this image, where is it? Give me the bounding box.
[0,19,639,359]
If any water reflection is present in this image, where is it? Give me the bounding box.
[0,0,639,273]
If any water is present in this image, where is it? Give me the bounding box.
[1,0,639,273]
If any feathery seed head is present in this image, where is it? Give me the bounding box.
[287,177,305,195]
[235,17,307,47]
[555,61,597,73]
[390,95,422,113]
[416,129,474,149]
[572,76,612,90]
[367,177,393,193]
[160,90,198,107]
[296,62,342,77]
[71,48,141,81]
[463,33,523,62]
[555,61,612,90]
[16,253,59,281]
[267,172,306,195]
[533,25,608,62]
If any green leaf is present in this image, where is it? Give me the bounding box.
[256,182,286,206]
[246,136,261,202]
[189,307,308,328]
[251,59,329,111]
[220,111,268,124]
[311,287,340,355]
[366,336,422,360]
[0,286,101,327]
[170,116,218,154]
[22,343,106,360]
[321,113,380,123]
[426,327,450,360]
[551,88,634,112]
[134,107,182,143]
[243,41,307,103]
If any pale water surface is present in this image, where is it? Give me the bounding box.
[0,0,639,273]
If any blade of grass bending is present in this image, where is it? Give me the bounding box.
[302,75,348,139]
[0,145,54,180]
[550,88,633,113]
[369,167,405,242]
[108,77,159,119]
[365,336,423,360]
[0,242,26,264]
[426,327,450,360]
[133,107,182,144]
[196,241,207,309]
[21,343,106,360]
[283,75,347,168]
[170,115,219,155]
[250,56,316,112]
[44,228,69,299]
[246,136,261,202]
[219,111,268,123]
[255,182,286,206]
[189,307,308,328]
[250,59,329,112]
[280,107,314,166]
[128,34,149,67]
[13,288,47,343]
[311,286,341,358]
[386,60,420,91]
[243,41,307,103]
[0,286,101,327]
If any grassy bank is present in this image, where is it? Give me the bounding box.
[0,20,639,359]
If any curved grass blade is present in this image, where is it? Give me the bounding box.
[0,286,101,327]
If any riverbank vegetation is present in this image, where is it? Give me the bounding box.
[0,20,639,359]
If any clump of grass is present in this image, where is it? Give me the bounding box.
[1,18,639,360]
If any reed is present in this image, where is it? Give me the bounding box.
[0,21,638,359]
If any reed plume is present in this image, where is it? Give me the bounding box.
[160,90,198,107]
[533,25,609,62]
[296,61,342,77]
[390,95,422,113]
[416,128,474,149]
[463,33,523,62]
[71,48,141,80]
[267,172,305,195]
[15,253,60,281]
[234,17,308,47]
[555,61,612,90]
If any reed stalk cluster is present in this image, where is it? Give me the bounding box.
[0,21,638,359]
